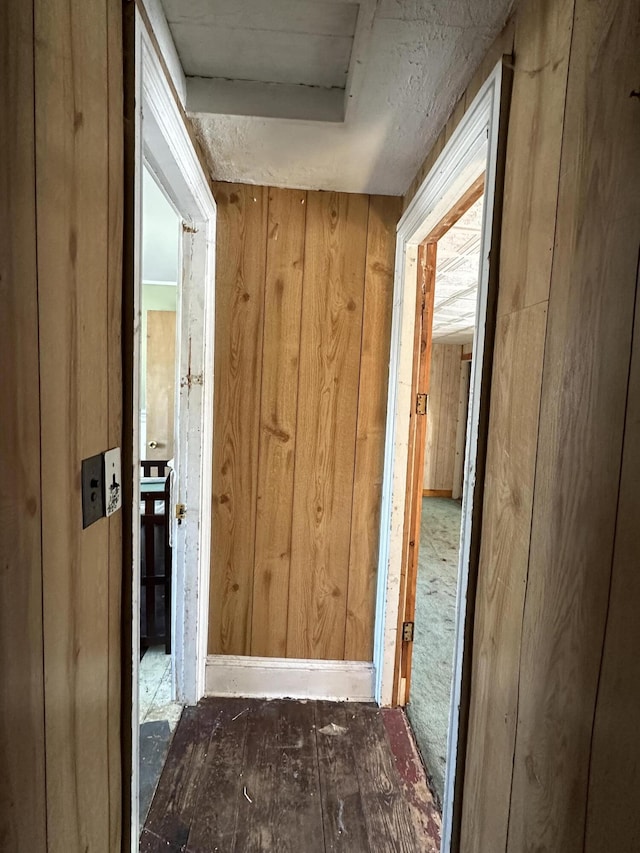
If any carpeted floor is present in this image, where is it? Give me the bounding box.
[406,497,462,804]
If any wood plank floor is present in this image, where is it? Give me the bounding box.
[141,698,441,852]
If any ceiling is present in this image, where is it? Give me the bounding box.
[431,196,483,345]
[157,0,515,195]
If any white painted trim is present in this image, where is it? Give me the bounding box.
[131,11,216,851]
[138,3,216,706]
[140,0,187,106]
[343,0,377,122]
[187,77,345,123]
[205,656,375,702]
[129,18,144,844]
[372,61,506,853]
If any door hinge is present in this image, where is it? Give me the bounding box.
[402,621,415,643]
[416,393,428,415]
[175,503,187,521]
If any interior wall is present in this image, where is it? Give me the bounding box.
[423,343,463,493]
[404,0,640,849]
[1,0,123,850]
[209,182,401,662]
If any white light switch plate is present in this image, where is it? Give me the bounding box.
[104,447,122,517]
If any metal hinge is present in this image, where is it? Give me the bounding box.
[402,621,415,643]
[416,393,428,415]
[175,503,187,521]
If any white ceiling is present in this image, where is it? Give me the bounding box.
[155,0,515,195]
[431,195,483,345]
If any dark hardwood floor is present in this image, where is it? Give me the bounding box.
[141,698,441,852]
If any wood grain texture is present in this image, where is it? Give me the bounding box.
[585,264,640,852]
[422,344,441,490]
[345,195,400,661]
[106,0,123,845]
[350,705,418,852]
[460,302,548,853]
[397,242,436,703]
[315,702,369,850]
[210,183,267,655]
[435,344,459,489]
[507,0,640,848]
[210,187,398,661]
[251,187,307,657]
[287,191,369,660]
[451,359,470,500]
[392,241,433,704]
[35,0,115,849]
[0,0,47,849]
[145,698,439,851]
[497,0,575,317]
[425,175,484,244]
[141,705,210,851]
[234,700,325,853]
[146,310,177,459]
[380,708,442,851]
[186,699,251,852]
[423,344,461,492]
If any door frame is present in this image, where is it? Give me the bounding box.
[396,176,485,709]
[372,59,511,851]
[129,9,216,844]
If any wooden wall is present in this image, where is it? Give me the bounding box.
[209,183,401,662]
[423,343,463,493]
[1,0,123,850]
[404,0,640,849]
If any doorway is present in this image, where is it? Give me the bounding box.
[138,164,183,826]
[373,60,511,852]
[404,189,485,806]
[128,12,217,848]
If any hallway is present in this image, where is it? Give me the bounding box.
[141,698,441,852]
[407,498,462,803]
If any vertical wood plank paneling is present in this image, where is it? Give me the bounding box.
[251,187,307,657]
[345,195,400,661]
[497,0,575,317]
[460,303,548,853]
[146,310,177,458]
[506,0,640,847]
[35,0,111,849]
[584,271,640,851]
[210,185,397,661]
[423,345,443,487]
[0,0,48,849]
[106,0,123,841]
[436,345,460,489]
[451,356,469,500]
[423,344,460,492]
[287,191,369,660]
[210,183,267,655]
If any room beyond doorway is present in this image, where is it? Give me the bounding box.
[407,195,483,803]
[408,497,461,802]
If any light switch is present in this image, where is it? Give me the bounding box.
[104,447,122,517]
[82,453,105,528]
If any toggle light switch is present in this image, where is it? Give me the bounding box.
[104,447,122,517]
[81,453,105,528]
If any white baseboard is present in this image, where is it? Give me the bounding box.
[205,655,376,702]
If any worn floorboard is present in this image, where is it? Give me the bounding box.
[143,698,440,852]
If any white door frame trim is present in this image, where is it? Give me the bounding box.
[131,10,216,845]
[372,61,506,852]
